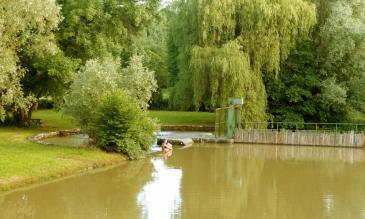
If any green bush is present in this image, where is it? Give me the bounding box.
[63,56,157,129]
[93,91,157,159]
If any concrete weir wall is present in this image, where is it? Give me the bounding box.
[234,129,365,148]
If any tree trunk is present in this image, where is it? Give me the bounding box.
[13,101,38,127]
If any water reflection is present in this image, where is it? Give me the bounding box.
[0,159,154,219]
[138,158,182,219]
[322,194,334,216]
[163,150,173,160]
[234,144,365,163]
[1,143,365,219]
[167,144,365,218]
[42,134,92,147]
[167,145,266,218]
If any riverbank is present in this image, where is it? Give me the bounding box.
[0,110,120,192]
[0,128,125,192]
[0,110,215,192]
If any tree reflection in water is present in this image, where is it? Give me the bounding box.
[165,144,365,219]
[1,144,365,219]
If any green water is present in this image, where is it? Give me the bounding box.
[1,143,365,219]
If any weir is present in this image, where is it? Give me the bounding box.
[215,99,365,148]
[234,129,365,148]
[233,122,365,148]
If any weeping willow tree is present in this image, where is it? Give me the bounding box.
[170,0,316,123]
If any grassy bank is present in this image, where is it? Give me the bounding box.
[0,110,124,192]
[32,109,216,126]
[0,109,214,192]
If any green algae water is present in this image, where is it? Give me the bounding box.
[1,143,365,219]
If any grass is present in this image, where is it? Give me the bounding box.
[0,109,214,192]
[32,110,76,130]
[350,111,365,124]
[0,110,124,192]
[32,109,216,126]
[148,110,215,125]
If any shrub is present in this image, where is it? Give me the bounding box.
[63,55,157,128]
[120,54,158,109]
[63,58,121,128]
[93,91,157,159]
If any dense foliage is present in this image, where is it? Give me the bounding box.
[266,0,365,123]
[93,91,156,159]
[0,0,161,127]
[0,0,63,126]
[134,15,170,109]
[2,0,365,130]
[120,55,158,109]
[168,0,316,123]
[63,55,157,128]
[63,58,121,127]
[57,0,160,63]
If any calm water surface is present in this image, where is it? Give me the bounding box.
[1,143,365,219]
[42,134,92,147]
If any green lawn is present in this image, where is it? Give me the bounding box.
[0,109,214,191]
[32,109,76,130]
[350,111,365,124]
[0,110,123,192]
[149,110,215,125]
[32,109,216,126]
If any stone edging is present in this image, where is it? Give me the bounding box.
[28,128,83,145]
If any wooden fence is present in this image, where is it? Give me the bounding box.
[234,129,365,148]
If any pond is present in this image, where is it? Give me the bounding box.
[42,134,93,147]
[1,143,365,219]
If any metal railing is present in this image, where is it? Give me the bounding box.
[240,122,365,133]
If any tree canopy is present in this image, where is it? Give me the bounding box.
[169,0,316,122]
[2,0,364,127]
[0,0,62,125]
[266,0,365,123]
[57,0,160,63]
[0,0,161,126]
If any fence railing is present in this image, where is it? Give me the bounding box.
[234,122,365,147]
[214,105,365,147]
[240,122,365,133]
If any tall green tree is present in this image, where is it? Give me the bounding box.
[266,0,365,123]
[265,40,322,123]
[169,0,316,123]
[134,10,170,109]
[0,0,63,126]
[317,0,365,122]
[57,0,160,63]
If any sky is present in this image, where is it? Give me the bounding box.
[161,0,173,7]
